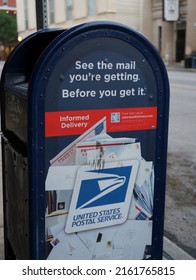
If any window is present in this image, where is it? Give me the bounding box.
[158,26,162,54]
[49,0,55,24]
[24,0,29,29]
[66,0,72,20]
[88,0,96,16]
[3,0,8,5]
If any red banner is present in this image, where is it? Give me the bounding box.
[45,107,157,137]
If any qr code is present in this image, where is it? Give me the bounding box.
[111,112,120,123]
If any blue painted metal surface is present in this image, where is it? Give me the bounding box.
[0,22,169,260]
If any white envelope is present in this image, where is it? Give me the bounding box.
[47,231,92,260]
[86,142,141,166]
[136,158,153,188]
[55,190,72,212]
[46,165,79,191]
[46,213,67,237]
[50,117,107,166]
[76,134,137,165]
[77,225,119,256]
[49,221,65,238]
[112,220,152,259]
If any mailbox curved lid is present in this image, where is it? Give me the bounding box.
[29,21,169,112]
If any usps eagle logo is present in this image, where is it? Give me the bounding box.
[76,166,132,209]
[65,160,139,233]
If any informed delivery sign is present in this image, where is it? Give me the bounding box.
[43,22,169,260]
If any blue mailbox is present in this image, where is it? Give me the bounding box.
[0,21,169,260]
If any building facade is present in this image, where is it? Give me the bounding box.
[143,0,196,63]
[15,0,196,64]
[0,0,16,14]
[16,0,143,40]
[0,0,16,9]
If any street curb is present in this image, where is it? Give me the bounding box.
[163,237,194,260]
[166,63,196,73]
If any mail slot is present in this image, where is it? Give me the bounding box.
[0,21,169,260]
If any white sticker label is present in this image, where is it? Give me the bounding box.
[65,160,139,233]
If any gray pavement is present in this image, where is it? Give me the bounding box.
[0,59,194,260]
[166,61,196,72]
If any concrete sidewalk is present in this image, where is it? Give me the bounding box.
[166,61,196,72]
